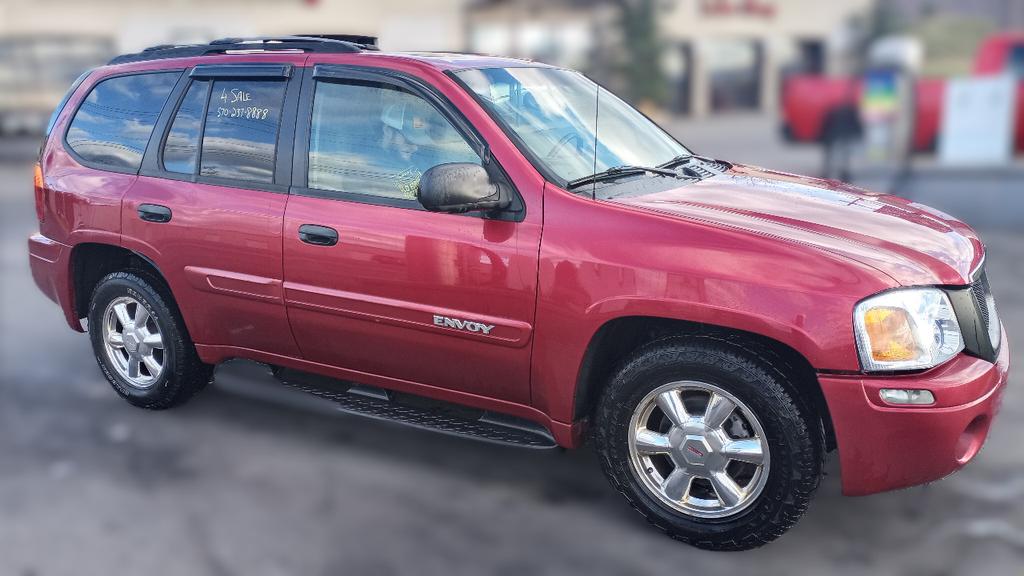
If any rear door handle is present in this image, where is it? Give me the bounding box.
[138,204,172,223]
[298,224,339,247]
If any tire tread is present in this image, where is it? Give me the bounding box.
[88,270,211,410]
[593,334,824,551]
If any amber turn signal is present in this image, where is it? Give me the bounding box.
[862,306,921,362]
[33,163,46,224]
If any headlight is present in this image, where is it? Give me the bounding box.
[853,288,964,372]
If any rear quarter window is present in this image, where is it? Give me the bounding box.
[65,71,179,171]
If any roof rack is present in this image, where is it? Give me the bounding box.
[294,34,379,49]
[108,35,379,65]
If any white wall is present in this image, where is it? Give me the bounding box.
[0,0,469,52]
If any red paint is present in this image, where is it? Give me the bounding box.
[820,328,1009,495]
[121,175,300,357]
[281,196,541,405]
[28,48,1009,497]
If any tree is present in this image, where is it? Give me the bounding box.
[615,0,669,107]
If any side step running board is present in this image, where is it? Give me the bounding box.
[273,368,558,449]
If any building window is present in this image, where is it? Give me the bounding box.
[704,39,763,112]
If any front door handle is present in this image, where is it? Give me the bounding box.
[138,204,172,223]
[298,224,339,247]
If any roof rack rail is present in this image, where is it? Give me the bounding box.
[294,34,379,50]
[108,35,375,66]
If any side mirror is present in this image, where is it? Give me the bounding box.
[417,163,510,214]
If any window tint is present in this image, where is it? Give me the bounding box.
[199,80,286,183]
[163,81,208,174]
[66,72,178,170]
[309,80,480,200]
[1009,45,1024,79]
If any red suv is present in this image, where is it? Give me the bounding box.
[28,36,1009,550]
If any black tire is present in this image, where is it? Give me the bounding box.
[88,271,212,409]
[594,335,823,551]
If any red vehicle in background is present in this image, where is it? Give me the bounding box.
[782,32,1024,152]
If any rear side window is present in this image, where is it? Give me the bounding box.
[199,79,287,183]
[163,81,208,174]
[65,72,179,170]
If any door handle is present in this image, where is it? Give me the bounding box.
[138,204,172,223]
[298,224,339,247]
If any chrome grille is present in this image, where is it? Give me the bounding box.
[972,273,990,326]
[970,269,1001,351]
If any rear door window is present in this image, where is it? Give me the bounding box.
[65,72,179,170]
[199,79,287,183]
[162,81,208,174]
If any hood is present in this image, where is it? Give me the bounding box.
[608,164,983,286]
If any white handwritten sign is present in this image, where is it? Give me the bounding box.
[216,87,270,120]
[938,75,1017,166]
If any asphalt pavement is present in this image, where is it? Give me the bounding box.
[1,132,1022,575]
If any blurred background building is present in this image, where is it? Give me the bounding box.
[467,0,875,117]
[3,0,1024,132]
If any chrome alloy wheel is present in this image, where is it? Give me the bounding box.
[101,296,165,389]
[628,381,770,519]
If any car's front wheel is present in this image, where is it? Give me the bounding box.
[88,271,212,409]
[594,336,823,551]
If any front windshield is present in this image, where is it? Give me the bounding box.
[455,67,689,184]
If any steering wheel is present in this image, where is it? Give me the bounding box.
[546,132,585,160]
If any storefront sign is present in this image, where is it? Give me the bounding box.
[700,0,775,18]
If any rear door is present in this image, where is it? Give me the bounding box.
[123,63,302,357]
[281,65,541,405]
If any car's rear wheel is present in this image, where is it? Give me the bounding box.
[88,271,212,409]
[594,336,822,551]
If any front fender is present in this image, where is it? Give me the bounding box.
[529,183,895,426]
[583,296,823,367]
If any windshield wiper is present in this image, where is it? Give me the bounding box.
[567,165,680,189]
[658,154,692,169]
[658,153,721,169]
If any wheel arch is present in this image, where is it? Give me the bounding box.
[573,315,836,451]
[70,242,169,322]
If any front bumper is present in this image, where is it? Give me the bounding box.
[28,233,81,331]
[819,327,1009,496]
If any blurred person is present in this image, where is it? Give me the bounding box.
[822,103,862,181]
[380,99,443,196]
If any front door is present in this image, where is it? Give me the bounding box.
[282,67,541,404]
